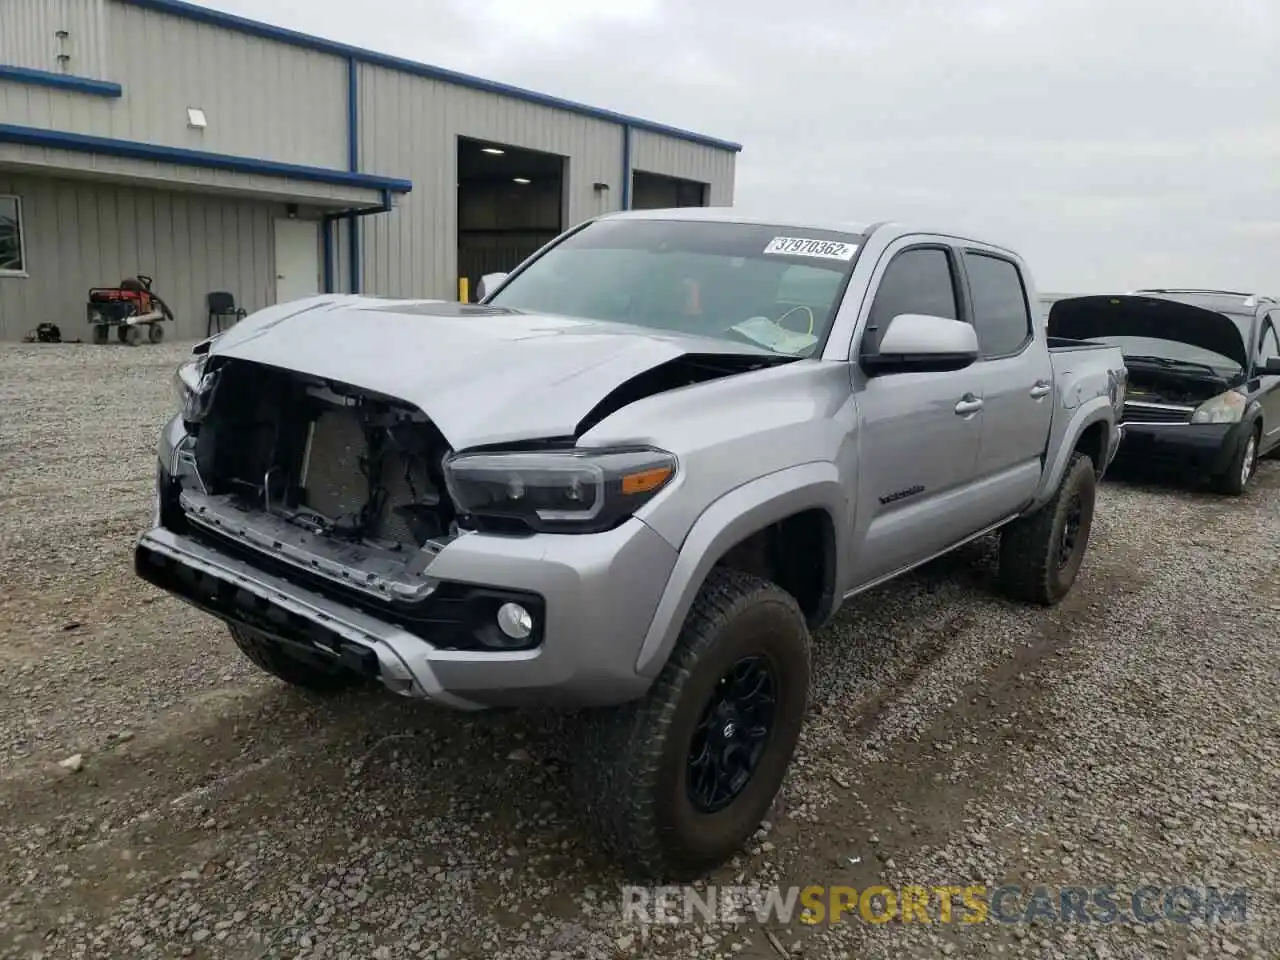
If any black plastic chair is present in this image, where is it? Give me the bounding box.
[207,291,247,337]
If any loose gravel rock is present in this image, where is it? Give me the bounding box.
[1,342,1276,959]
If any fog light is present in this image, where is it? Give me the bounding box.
[496,602,533,640]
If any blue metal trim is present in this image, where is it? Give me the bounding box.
[621,125,633,211]
[322,194,389,294]
[346,57,360,294]
[346,57,359,173]
[0,64,123,97]
[116,0,742,153]
[321,218,334,293]
[0,123,413,193]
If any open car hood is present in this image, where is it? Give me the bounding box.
[206,294,788,449]
[1048,294,1249,369]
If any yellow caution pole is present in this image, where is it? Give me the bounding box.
[457,277,469,303]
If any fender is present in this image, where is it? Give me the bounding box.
[1231,402,1265,458]
[634,461,849,677]
[1033,396,1114,511]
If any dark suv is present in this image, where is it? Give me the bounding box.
[1049,289,1280,495]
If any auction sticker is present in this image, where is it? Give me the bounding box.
[763,236,859,261]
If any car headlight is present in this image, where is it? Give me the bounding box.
[442,447,677,534]
[172,355,220,423]
[1191,390,1247,424]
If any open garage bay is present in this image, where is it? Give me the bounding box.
[0,343,1276,959]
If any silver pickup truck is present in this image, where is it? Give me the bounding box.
[136,209,1126,880]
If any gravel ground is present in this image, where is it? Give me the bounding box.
[0,342,1276,960]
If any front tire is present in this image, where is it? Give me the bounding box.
[998,451,1097,605]
[574,568,811,881]
[228,625,364,693]
[1210,425,1258,496]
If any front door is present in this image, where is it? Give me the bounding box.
[847,243,986,588]
[273,219,320,304]
[1255,315,1280,454]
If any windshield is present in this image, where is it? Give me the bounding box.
[1091,335,1242,374]
[485,218,864,357]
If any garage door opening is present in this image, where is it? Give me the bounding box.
[631,171,708,210]
[457,137,565,301]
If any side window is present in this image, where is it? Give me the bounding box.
[964,252,1032,358]
[1260,320,1280,363]
[864,248,959,353]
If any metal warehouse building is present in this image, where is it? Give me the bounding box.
[0,0,740,341]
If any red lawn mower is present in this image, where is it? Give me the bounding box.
[87,275,176,345]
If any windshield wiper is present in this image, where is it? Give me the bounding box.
[1123,354,1223,377]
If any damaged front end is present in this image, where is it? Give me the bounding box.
[144,347,684,671]
[168,355,460,604]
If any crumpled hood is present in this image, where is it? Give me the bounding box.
[1048,294,1249,369]
[207,295,781,449]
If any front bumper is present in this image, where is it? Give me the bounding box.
[136,510,678,709]
[1114,421,1244,476]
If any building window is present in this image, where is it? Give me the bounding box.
[0,196,26,275]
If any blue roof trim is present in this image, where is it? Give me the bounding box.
[0,64,123,97]
[117,0,743,154]
[0,123,414,193]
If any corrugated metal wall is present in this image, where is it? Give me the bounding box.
[0,171,278,340]
[355,63,626,300]
[630,130,736,206]
[0,0,109,78]
[0,1,348,169]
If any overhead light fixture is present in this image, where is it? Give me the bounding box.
[482,147,505,155]
[512,177,531,185]
[186,107,207,129]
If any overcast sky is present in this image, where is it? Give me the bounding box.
[206,0,1276,294]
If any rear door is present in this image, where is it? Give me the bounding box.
[846,240,987,588]
[961,250,1053,516]
[1256,313,1280,453]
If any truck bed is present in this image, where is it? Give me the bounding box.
[1047,335,1112,352]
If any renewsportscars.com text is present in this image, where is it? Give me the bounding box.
[621,884,1250,927]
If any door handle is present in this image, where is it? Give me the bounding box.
[954,394,984,416]
[1030,381,1052,399]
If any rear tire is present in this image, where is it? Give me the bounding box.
[573,568,811,881]
[124,324,143,346]
[1210,425,1258,496]
[92,324,109,345]
[998,451,1097,606]
[228,625,364,693]
[147,322,165,343]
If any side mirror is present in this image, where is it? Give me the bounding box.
[475,272,508,302]
[861,313,980,375]
[1258,358,1280,376]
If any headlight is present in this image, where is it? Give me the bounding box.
[1191,390,1247,424]
[172,356,220,423]
[443,447,677,534]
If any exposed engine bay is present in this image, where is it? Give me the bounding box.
[173,359,458,602]
[1122,365,1235,406]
